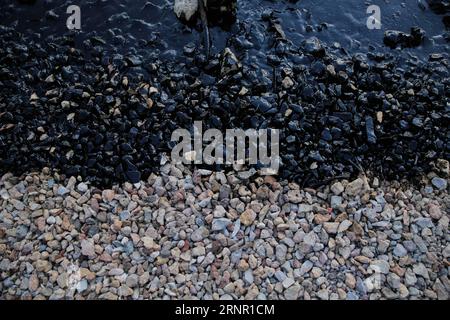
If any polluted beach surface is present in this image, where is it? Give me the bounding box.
[0,0,448,186]
[0,0,449,300]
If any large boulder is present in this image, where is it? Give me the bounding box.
[174,0,199,22]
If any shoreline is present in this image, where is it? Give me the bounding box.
[1,166,448,300]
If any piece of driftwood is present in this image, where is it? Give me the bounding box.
[206,0,237,28]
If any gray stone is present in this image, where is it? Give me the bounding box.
[275,244,288,262]
[46,216,56,225]
[393,244,408,257]
[428,204,442,220]
[433,281,449,300]
[80,239,95,257]
[119,210,130,221]
[413,235,428,253]
[415,218,433,229]
[347,291,359,300]
[299,260,313,276]
[212,218,232,231]
[369,260,390,274]
[192,246,206,257]
[109,268,124,276]
[191,226,209,242]
[282,277,295,288]
[76,279,88,293]
[77,182,88,193]
[298,204,313,213]
[243,269,254,285]
[403,240,417,252]
[345,178,365,196]
[317,289,329,300]
[356,277,367,295]
[413,263,429,279]
[431,177,447,190]
[323,222,339,234]
[338,220,352,233]
[330,196,342,208]
[387,273,401,289]
[443,244,450,258]
[126,274,139,288]
[57,186,69,196]
[274,271,287,282]
[330,182,344,195]
[303,231,318,246]
[15,225,29,239]
[382,287,398,299]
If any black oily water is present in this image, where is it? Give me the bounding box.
[0,37,448,186]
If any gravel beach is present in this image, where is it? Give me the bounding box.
[1,163,448,300]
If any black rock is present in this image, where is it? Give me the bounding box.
[126,55,142,66]
[384,27,426,48]
[365,116,377,144]
[321,128,332,141]
[303,37,325,57]
[410,27,426,46]
[384,30,411,48]
[250,96,273,113]
[426,0,450,14]
[126,170,141,183]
